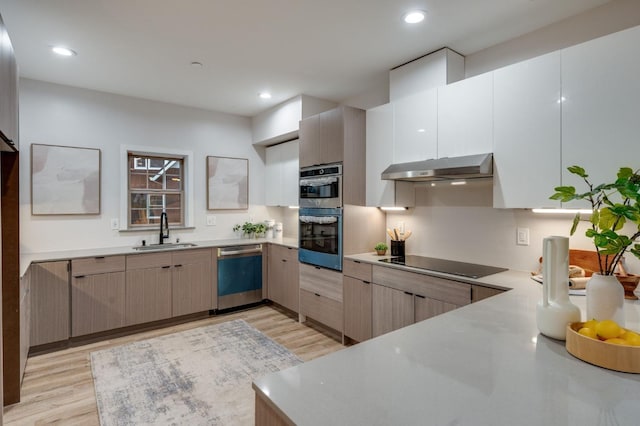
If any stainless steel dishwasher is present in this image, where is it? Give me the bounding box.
[217,244,263,310]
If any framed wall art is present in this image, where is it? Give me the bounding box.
[207,156,248,210]
[31,144,101,215]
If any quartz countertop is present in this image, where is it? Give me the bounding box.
[20,237,298,277]
[253,252,640,426]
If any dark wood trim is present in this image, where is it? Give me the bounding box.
[2,151,20,405]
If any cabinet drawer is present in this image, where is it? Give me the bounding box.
[172,248,212,265]
[300,289,343,332]
[126,252,172,270]
[343,259,372,282]
[372,265,470,306]
[299,263,342,302]
[72,256,126,276]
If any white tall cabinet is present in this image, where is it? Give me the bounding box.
[437,72,494,158]
[493,52,562,209]
[265,139,299,207]
[561,25,640,208]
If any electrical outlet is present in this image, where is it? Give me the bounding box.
[516,227,530,246]
[206,215,216,226]
[110,218,119,230]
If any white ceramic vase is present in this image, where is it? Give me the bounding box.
[586,273,625,326]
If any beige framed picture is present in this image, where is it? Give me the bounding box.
[31,143,101,215]
[206,156,248,210]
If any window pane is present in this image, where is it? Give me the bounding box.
[165,194,181,209]
[130,193,147,209]
[149,158,164,170]
[166,209,181,224]
[131,209,148,225]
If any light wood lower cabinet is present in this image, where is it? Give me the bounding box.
[125,252,172,326]
[29,261,70,346]
[371,265,471,338]
[299,263,343,332]
[267,245,299,313]
[343,259,372,342]
[71,256,126,337]
[171,249,213,317]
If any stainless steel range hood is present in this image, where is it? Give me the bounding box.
[381,153,493,182]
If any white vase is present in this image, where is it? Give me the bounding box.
[586,273,625,326]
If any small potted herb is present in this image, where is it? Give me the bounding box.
[374,242,388,256]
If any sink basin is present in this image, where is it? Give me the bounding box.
[133,242,198,251]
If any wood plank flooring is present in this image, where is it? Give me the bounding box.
[3,304,345,425]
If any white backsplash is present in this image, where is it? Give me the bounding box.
[386,179,640,274]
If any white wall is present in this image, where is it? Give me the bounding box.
[385,180,640,274]
[19,78,282,254]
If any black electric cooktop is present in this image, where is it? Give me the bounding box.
[378,255,508,279]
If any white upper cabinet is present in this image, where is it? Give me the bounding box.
[265,139,299,207]
[437,72,494,158]
[393,89,438,163]
[561,25,640,208]
[0,15,19,151]
[366,104,415,207]
[493,52,562,209]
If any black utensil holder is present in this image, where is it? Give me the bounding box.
[391,240,405,257]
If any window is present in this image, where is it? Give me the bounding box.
[128,153,184,227]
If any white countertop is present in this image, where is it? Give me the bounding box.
[19,237,298,277]
[253,252,640,426]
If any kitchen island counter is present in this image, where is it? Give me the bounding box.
[254,253,640,425]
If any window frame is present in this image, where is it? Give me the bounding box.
[119,145,194,231]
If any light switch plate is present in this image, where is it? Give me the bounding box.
[206,215,216,226]
[110,218,119,230]
[516,227,530,246]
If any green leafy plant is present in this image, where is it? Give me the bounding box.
[374,242,388,251]
[550,166,640,275]
[234,222,267,237]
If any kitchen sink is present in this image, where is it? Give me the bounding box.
[133,242,198,251]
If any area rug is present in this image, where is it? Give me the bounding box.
[90,319,302,425]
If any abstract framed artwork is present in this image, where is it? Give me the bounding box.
[31,144,101,215]
[207,156,248,210]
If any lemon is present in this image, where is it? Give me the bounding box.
[622,331,640,346]
[595,320,623,340]
[604,338,627,345]
[578,327,598,339]
[583,319,598,330]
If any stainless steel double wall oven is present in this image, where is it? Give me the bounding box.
[298,163,343,271]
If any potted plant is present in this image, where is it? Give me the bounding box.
[550,165,640,323]
[374,242,388,256]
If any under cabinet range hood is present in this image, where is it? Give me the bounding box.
[381,153,493,182]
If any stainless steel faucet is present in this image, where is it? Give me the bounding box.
[159,212,169,244]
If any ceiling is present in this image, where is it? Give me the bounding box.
[0,0,612,117]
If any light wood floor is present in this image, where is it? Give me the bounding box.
[3,304,345,425]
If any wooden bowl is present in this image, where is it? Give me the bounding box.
[566,322,640,373]
[615,274,640,300]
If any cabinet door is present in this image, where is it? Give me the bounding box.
[493,52,561,209]
[172,249,213,316]
[30,261,70,346]
[366,103,395,207]
[343,276,372,342]
[267,245,288,307]
[125,266,172,326]
[265,143,282,206]
[72,272,126,336]
[394,89,438,163]
[438,72,493,158]
[0,16,18,149]
[372,284,413,337]
[282,247,300,312]
[280,140,300,206]
[561,26,640,208]
[320,107,344,165]
[299,114,322,168]
[414,295,458,323]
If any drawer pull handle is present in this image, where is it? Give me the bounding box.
[76,275,85,279]
[162,265,171,269]
[282,259,287,262]
[314,293,321,297]
[354,260,361,264]
[95,256,105,260]
[315,266,321,270]
[404,291,413,296]
[362,280,371,284]
[415,294,426,299]
[175,264,183,268]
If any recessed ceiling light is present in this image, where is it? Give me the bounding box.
[403,10,426,24]
[52,46,77,56]
[259,92,272,99]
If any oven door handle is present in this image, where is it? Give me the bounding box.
[300,216,338,224]
[300,176,339,186]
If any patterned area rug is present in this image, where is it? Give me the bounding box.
[91,319,302,425]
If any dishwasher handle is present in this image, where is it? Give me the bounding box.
[218,244,262,257]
